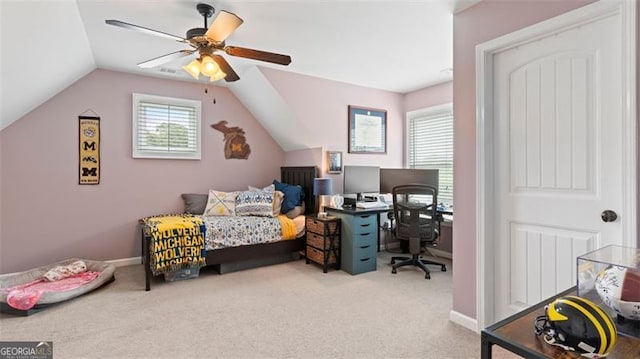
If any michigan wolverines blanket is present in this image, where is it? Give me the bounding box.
[141,214,206,275]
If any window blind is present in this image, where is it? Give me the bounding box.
[408,109,453,205]
[132,93,201,159]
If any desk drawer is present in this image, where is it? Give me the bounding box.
[353,231,376,248]
[353,240,377,259]
[352,255,376,274]
[352,214,377,228]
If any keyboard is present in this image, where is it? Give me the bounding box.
[356,201,389,209]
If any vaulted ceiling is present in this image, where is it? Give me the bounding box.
[0,1,479,131]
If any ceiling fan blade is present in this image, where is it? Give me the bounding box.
[212,55,240,82]
[225,46,291,66]
[205,10,244,42]
[137,50,195,68]
[105,20,185,42]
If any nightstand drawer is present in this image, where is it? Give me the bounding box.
[306,246,337,266]
[306,217,339,235]
[307,232,337,250]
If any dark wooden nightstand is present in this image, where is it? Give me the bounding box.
[305,216,341,273]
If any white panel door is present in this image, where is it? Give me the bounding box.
[492,11,625,320]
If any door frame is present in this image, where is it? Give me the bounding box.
[475,0,636,330]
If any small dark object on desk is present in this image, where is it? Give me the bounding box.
[343,197,356,208]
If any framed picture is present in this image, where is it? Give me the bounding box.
[327,151,342,174]
[348,105,387,154]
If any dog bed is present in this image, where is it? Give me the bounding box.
[0,258,116,316]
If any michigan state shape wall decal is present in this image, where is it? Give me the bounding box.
[79,116,100,184]
[211,120,251,159]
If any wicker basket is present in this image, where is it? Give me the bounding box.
[306,246,337,266]
[307,232,335,249]
[306,218,339,235]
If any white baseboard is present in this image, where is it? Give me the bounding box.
[1,257,143,276]
[428,248,452,259]
[107,257,142,267]
[449,310,479,333]
[380,242,400,251]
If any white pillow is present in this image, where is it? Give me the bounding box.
[203,190,238,217]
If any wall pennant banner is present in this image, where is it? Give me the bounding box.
[79,116,100,185]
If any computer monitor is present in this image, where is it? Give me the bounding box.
[379,168,439,194]
[343,165,380,201]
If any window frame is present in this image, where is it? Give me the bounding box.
[132,93,202,160]
[405,102,454,206]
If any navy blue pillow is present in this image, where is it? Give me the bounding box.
[273,180,305,213]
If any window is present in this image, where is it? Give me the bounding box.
[132,93,201,159]
[407,103,453,206]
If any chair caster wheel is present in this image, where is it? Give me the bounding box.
[441,266,447,272]
[392,269,397,274]
[425,273,431,279]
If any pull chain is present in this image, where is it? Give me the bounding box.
[204,85,216,104]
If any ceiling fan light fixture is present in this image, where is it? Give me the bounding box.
[106,3,292,85]
[209,70,227,82]
[200,55,220,77]
[183,59,201,79]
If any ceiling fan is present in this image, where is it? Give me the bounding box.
[105,3,292,82]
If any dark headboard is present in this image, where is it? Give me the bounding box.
[281,166,318,215]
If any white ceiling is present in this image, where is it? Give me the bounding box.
[1,0,478,131]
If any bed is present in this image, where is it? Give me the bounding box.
[141,166,317,291]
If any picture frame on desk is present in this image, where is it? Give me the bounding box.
[348,105,387,154]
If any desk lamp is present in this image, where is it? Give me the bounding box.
[313,178,333,217]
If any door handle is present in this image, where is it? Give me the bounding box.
[601,210,618,223]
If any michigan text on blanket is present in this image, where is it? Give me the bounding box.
[152,230,205,270]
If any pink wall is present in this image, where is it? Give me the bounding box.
[264,68,452,194]
[404,81,453,113]
[260,67,405,170]
[452,0,598,320]
[284,147,323,170]
[0,69,284,273]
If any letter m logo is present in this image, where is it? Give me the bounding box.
[83,141,96,151]
[82,167,97,177]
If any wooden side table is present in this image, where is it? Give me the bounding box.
[481,287,640,358]
[305,216,341,273]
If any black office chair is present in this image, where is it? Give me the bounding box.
[390,184,447,279]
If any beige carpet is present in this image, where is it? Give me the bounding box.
[0,252,520,358]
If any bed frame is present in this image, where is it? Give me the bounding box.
[142,166,318,291]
